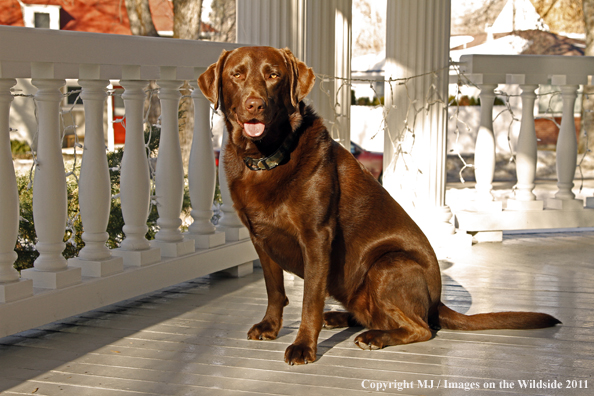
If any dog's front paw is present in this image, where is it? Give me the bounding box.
[247,320,280,341]
[284,343,317,365]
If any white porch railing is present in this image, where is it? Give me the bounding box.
[0,26,257,337]
[3,25,594,338]
[453,54,594,240]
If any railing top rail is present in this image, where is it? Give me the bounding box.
[459,54,594,85]
[0,26,244,80]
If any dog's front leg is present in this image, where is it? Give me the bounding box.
[248,245,288,341]
[284,230,331,365]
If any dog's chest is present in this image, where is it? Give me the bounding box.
[237,194,306,276]
[242,202,297,245]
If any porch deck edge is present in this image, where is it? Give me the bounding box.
[0,240,257,338]
[454,207,594,232]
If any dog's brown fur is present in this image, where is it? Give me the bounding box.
[198,46,560,365]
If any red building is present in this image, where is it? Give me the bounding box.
[0,0,176,35]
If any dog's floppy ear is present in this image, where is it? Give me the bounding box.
[281,48,315,108]
[198,49,231,110]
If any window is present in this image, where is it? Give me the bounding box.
[65,86,82,106]
[33,12,50,29]
[22,5,61,30]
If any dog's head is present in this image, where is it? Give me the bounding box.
[198,46,315,146]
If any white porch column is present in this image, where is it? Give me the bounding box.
[237,0,305,51]
[547,84,583,210]
[69,79,124,277]
[21,78,81,289]
[185,79,225,248]
[0,79,33,302]
[304,0,352,147]
[383,0,456,245]
[150,78,195,257]
[507,84,543,210]
[237,0,352,147]
[112,79,161,266]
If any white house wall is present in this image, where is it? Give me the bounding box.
[9,79,37,147]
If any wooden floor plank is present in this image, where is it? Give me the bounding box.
[1,231,593,395]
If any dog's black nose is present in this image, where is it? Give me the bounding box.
[245,96,265,115]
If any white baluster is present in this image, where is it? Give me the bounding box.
[547,84,583,210]
[0,79,33,302]
[150,80,195,257]
[111,79,161,266]
[507,84,543,211]
[185,80,225,248]
[469,83,502,216]
[21,79,81,289]
[68,80,124,277]
[217,125,249,241]
[473,84,498,203]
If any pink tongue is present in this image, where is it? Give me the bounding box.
[244,122,265,137]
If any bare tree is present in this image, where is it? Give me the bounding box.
[209,0,236,42]
[454,0,506,35]
[171,0,204,172]
[531,0,583,33]
[582,0,594,155]
[352,0,385,57]
[124,0,204,173]
[124,0,159,36]
[173,0,203,40]
[531,0,593,161]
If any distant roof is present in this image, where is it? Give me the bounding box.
[451,30,584,59]
[351,29,585,75]
[514,30,584,56]
[0,0,214,36]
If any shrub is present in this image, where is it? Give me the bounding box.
[448,95,506,107]
[354,96,384,106]
[10,140,33,159]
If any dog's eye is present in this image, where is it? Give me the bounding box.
[269,73,280,79]
[233,72,242,79]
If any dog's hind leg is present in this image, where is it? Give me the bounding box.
[349,254,436,350]
[354,312,432,350]
[323,311,361,329]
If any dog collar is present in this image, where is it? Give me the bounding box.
[243,130,301,171]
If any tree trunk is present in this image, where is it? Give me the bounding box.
[172,0,203,174]
[581,0,594,155]
[173,0,203,40]
[124,0,159,36]
[210,0,236,42]
[178,81,194,175]
[124,0,203,174]
[145,81,161,128]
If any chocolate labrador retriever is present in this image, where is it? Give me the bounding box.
[198,46,560,365]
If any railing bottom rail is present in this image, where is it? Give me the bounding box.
[455,206,594,241]
[0,240,257,339]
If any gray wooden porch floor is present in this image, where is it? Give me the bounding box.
[1,231,593,395]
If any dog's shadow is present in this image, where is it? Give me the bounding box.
[439,259,473,315]
[278,318,362,360]
[278,263,474,360]
[317,326,364,358]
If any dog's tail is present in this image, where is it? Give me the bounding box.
[436,303,561,331]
